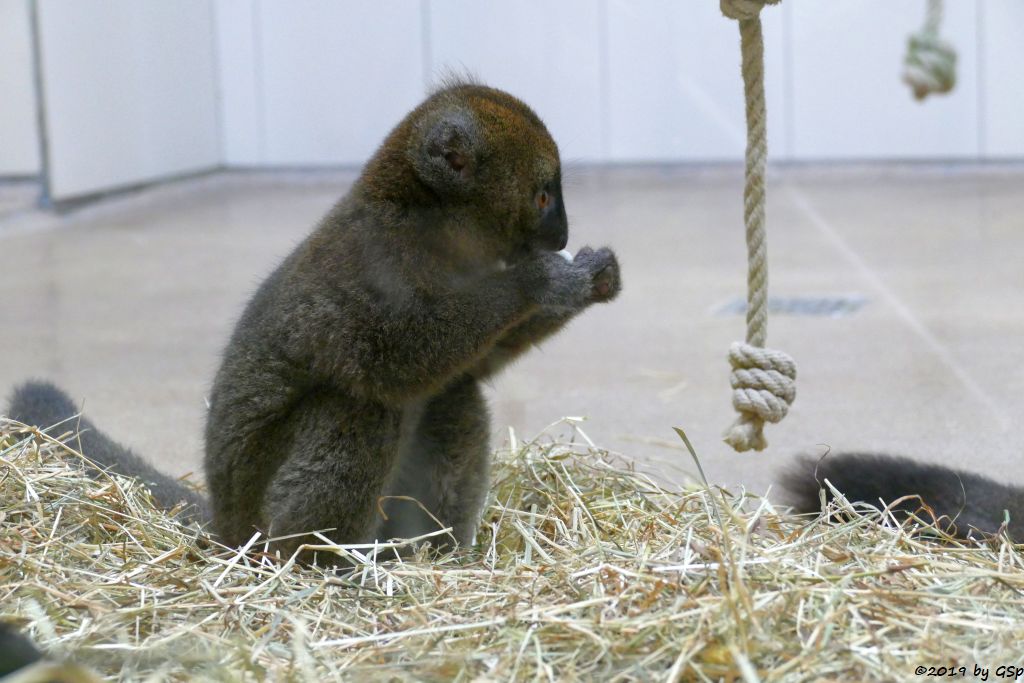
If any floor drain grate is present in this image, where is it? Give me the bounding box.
[715,295,867,318]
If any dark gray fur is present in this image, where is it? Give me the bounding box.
[782,452,1022,539]
[7,381,209,524]
[6,83,621,563]
[0,622,43,677]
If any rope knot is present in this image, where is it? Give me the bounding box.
[720,0,780,21]
[723,342,797,452]
[720,0,792,453]
[902,31,956,100]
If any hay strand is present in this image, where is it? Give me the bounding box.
[2,418,1023,681]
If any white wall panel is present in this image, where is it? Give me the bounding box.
[215,0,261,166]
[211,1,1018,167]
[981,1,1024,158]
[0,0,41,176]
[37,0,220,200]
[429,0,604,162]
[257,1,424,166]
[606,0,787,162]
[790,1,979,160]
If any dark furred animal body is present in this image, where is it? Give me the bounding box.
[8,82,621,561]
[783,453,1023,539]
[0,622,101,682]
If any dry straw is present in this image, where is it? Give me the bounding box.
[2,416,1023,681]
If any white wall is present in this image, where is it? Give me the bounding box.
[981,1,1024,157]
[214,0,262,167]
[35,0,220,200]
[213,1,1024,168]
[789,1,980,159]
[605,0,787,162]
[216,0,425,166]
[7,1,1023,198]
[0,0,41,177]
[260,1,424,166]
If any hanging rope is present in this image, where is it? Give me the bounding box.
[720,0,796,453]
[903,0,956,101]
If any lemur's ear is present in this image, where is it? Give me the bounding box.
[409,106,480,194]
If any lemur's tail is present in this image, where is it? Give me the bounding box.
[782,452,1022,540]
[6,380,209,524]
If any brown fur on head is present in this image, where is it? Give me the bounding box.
[358,79,568,266]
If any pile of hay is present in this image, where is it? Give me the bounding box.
[2,417,1023,682]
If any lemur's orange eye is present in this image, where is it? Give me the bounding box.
[537,191,551,210]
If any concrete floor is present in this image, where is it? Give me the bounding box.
[1,166,1022,497]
